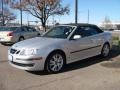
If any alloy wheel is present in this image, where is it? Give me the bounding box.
[102,44,110,57]
[46,52,65,73]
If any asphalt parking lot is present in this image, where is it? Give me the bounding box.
[1,44,120,90]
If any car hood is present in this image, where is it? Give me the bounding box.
[12,37,66,49]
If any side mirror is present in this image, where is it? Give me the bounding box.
[73,35,81,40]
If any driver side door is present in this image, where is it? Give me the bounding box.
[68,27,98,63]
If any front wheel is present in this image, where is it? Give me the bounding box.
[45,52,65,73]
[101,44,110,57]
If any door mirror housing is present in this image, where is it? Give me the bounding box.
[73,35,81,40]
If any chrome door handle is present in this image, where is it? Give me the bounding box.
[98,39,103,41]
[90,39,96,43]
[91,39,95,41]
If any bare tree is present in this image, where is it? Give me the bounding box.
[10,0,69,31]
[102,16,113,29]
[0,8,16,25]
[0,0,16,26]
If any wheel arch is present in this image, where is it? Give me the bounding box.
[44,49,66,69]
[101,41,111,57]
[19,36,24,39]
[18,36,25,41]
[103,42,111,48]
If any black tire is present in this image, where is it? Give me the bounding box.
[1,43,13,46]
[1,42,5,45]
[19,37,24,41]
[1,42,7,46]
[101,43,110,57]
[45,52,65,73]
[37,33,40,36]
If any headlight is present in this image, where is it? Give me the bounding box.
[20,49,37,55]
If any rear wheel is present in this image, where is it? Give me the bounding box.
[19,37,24,41]
[101,43,110,57]
[45,52,65,73]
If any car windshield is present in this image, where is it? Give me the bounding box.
[0,27,17,31]
[43,26,75,39]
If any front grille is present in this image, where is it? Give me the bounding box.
[10,49,17,54]
[11,61,34,67]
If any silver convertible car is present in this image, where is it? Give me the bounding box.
[8,24,112,73]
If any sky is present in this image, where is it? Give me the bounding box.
[15,0,120,25]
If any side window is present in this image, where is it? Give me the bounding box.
[71,27,88,39]
[14,28,20,33]
[21,27,28,32]
[32,28,36,32]
[79,26,102,36]
[84,27,99,36]
[27,27,35,32]
[71,26,102,39]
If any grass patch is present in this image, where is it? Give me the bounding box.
[112,36,120,46]
[113,36,119,41]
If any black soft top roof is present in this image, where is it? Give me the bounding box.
[60,23,97,27]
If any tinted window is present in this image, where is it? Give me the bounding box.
[83,27,99,36]
[32,28,36,32]
[71,28,88,38]
[71,26,102,39]
[27,27,36,32]
[21,27,28,32]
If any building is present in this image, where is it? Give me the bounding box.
[99,22,120,30]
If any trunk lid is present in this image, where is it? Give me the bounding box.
[0,31,12,37]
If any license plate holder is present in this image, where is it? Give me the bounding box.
[8,55,13,62]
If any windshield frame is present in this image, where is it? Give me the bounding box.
[42,25,77,39]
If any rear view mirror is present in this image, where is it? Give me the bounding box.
[73,35,81,40]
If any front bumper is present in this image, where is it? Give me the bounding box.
[8,54,46,71]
